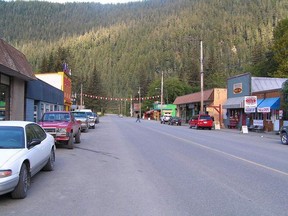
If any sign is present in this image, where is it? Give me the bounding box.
[244,96,257,108]
[257,107,270,113]
[233,83,243,94]
[279,110,283,118]
[241,125,248,134]
[245,107,256,113]
[253,120,263,126]
[214,122,221,130]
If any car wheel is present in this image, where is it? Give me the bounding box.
[67,134,74,149]
[43,148,55,171]
[281,132,288,144]
[75,130,81,143]
[11,163,30,199]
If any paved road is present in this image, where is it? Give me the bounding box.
[1,115,288,216]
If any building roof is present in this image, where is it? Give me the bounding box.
[251,77,287,93]
[173,89,214,105]
[0,39,35,80]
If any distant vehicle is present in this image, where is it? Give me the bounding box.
[38,111,81,149]
[76,109,96,129]
[93,112,100,124]
[160,115,172,124]
[0,121,55,199]
[168,117,182,126]
[189,114,213,130]
[72,111,90,132]
[280,125,288,144]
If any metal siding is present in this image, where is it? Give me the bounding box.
[26,79,64,105]
[251,77,287,93]
[227,73,251,98]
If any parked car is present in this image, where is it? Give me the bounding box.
[38,111,81,149]
[76,109,96,129]
[0,121,55,199]
[72,111,90,132]
[93,112,100,123]
[189,114,213,130]
[160,115,172,124]
[168,117,182,126]
[279,125,288,144]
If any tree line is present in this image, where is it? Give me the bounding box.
[1,0,288,113]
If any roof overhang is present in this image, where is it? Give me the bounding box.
[223,96,245,109]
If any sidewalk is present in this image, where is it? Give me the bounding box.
[216,127,280,140]
[181,122,280,140]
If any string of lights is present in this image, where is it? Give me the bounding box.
[79,93,161,101]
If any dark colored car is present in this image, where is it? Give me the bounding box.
[168,117,182,126]
[189,114,213,130]
[280,125,288,144]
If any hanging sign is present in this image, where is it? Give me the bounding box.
[244,96,257,113]
[257,107,270,113]
[245,107,256,113]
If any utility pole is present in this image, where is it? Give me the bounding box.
[130,95,133,117]
[200,40,204,114]
[161,71,164,117]
[80,83,83,109]
[138,87,141,119]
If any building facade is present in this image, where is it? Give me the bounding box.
[0,39,36,120]
[173,88,227,124]
[36,72,72,111]
[223,73,287,132]
[26,79,64,122]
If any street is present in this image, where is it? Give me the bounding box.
[1,115,288,216]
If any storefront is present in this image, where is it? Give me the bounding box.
[26,79,64,122]
[0,74,10,120]
[174,88,227,124]
[0,39,36,120]
[223,73,287,131]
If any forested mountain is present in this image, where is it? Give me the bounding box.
[0,0,288,112]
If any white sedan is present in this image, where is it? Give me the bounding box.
[0,121,56,199]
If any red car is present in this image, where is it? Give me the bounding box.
[38,111,81,149]
[189,114,213,130]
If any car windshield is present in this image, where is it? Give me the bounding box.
[0,126,25,148]
[86,112,93,117]
[73,112,86,118]
[200,115,212,120]
[42,113,70,122]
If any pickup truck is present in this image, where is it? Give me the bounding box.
[38,111,81,149]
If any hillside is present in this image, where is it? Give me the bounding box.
[1,0,288,111]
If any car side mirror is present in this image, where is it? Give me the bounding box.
[28,138,41,148]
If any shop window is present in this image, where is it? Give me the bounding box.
[0,84,10,121]
[252,112,263,120]
[266,112,271,120]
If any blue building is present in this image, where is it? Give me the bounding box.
[26,79,64,122]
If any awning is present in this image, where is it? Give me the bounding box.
[257,98,264,105]
[258,97,280,109]
[223,97,245,109]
